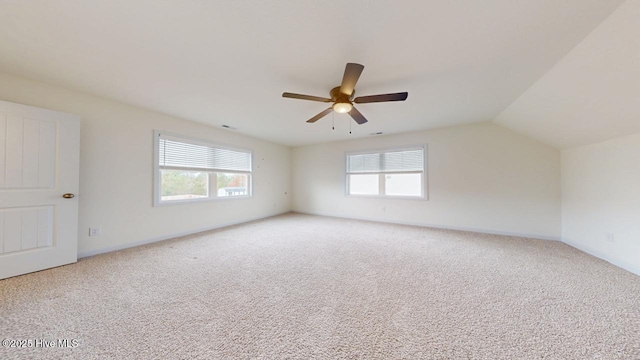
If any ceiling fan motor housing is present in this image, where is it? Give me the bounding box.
[330,86,354,104]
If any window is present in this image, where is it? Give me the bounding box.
[346,146,425,198]
[154,131,252,205]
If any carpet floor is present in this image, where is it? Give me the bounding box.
[1,213,639,359]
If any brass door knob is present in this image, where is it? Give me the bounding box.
[62,193,75,199]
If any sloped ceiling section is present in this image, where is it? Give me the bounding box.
[495,0,640,149]
[0,0,624,146]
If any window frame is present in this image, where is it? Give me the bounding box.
[345,145,427,200]
[153,130,253,206]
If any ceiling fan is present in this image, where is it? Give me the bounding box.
[282,63,408,125]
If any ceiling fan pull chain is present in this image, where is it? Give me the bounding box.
[332,112,335,130]
[349,117,352,134]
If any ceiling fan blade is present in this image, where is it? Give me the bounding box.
[340,63,364,96]
[354,92,408,104]
[349,107,368,125]
[306,108,334,123]
[283,92,331,103]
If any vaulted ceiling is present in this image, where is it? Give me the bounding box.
[495,0,640,149]
[0,0,627,147]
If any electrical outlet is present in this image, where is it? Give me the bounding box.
[89,227,102,237]
[605,232,615,243]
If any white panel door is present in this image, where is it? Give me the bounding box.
[0,100,80,279]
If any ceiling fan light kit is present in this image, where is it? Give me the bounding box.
[282,63,408,126]
[333,102,352,114]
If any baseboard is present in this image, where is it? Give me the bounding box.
[292,210,561,241]
[78,211,290,259]
[562,238,640,277]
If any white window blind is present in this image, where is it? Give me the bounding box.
[347,148,424,174]
[158,134,252,173]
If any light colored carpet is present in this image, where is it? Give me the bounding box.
[1,213,639,359]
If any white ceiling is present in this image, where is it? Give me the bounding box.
[495,0,640,149]
[0,0,624,147]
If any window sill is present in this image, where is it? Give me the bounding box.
[154,195,253,207]
[345,194,427,201]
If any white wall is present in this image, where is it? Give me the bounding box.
[0,72,291,256]
[562,132,640,275]
[292,123,561,240]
